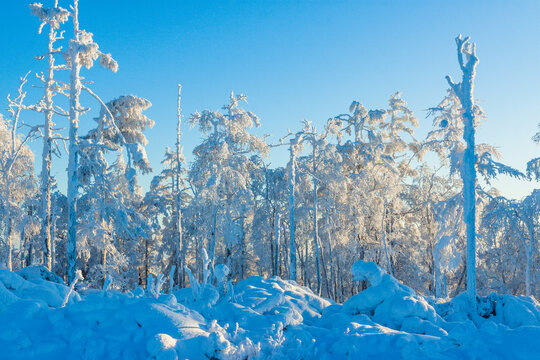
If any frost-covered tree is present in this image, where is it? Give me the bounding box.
[278,132,304,282]
[145,85,188,288]
[251,164,289,278]
[29,1,70,271]
[444,35,481,302]
[482,190,539,296]
[65,0,118,284]
[77,94,153,288]
[78,154,149,289]
[188,92,268,280]
[50,190,68,276]
[144,145,188,288]
[19,196,41,267]
[330,93,419,282]
[427,36,525,303]
[526,124,540,181]
[403,165,461,297]
[288,119,340,294]
[172,85,187,287]
[0,75,38,271]
[86,95,153,179]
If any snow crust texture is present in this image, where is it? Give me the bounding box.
[1,262,539,359]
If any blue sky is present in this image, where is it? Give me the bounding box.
[1,0,538,199]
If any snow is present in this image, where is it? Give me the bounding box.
[0,261,538,359]
[0,267,79,310]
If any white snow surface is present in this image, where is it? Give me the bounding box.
[1,262,539,359]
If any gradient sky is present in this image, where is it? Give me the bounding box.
[1,0,538,199]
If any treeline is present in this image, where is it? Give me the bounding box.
[0,1,538,300]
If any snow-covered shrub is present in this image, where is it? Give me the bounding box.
[182,249,220,310]
[62,270,83,306]
[436,292,540,328]
[146,273,167,299]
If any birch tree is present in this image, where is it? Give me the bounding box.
[29,1,70,271]
[173,85,186,287]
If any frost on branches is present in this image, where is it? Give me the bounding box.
[0,6,539,358]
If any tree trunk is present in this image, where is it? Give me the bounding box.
[381,200,393,275]
[40,18,56,271]
[4,207,13,271]
[288,141,297,281]
[67,2,82,285]
[239,212,246,280]
[523,220,534,297]
[209,205,217,267]
[51,216,56,272]
[175,84,184,288]
[274,212,280,277]
[312,149,321,295]
[446,35,479,305]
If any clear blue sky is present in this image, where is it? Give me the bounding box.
[1,0,538,199]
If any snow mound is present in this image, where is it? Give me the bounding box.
[235,276,331,321]
[0,268,78,311]
[17,265,65,284]
[0,264,539,359]
[343,260,441,334]
[0,285,217,359]
[437,291,540,328]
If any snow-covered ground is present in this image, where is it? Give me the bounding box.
[1,261,539,360]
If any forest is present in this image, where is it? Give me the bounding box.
[0,1,539,359]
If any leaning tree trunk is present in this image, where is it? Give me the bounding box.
[446,35,479,305]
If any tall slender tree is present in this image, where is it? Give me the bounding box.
[444,35,480,303]
[174,84,186,287]
[29,1,70,271]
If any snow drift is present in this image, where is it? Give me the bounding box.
[1,262,539,359]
